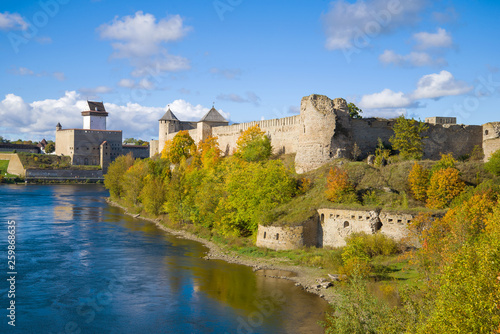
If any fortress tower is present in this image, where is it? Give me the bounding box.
[158,108,181,153]
[82,101,108,130]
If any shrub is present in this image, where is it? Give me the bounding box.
[431,153,456,173]
[485,148,500,176]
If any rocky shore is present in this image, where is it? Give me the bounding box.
[107,198,338,304]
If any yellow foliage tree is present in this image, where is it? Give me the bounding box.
[408,162,430,202]
[426,167,465,209]
[198,136,222,169]
[160,130,195,164]
[235,125,272,162]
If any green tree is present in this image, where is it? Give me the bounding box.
[44,142,55,153]
[485,148,500,176]
[103,153,135,199]
[408,162,430,202]
[122,159,149,206]
[348,102,363,119]
[140,174,166,216]
[390,116,428,160]
[161,130,196,164]
[235,125,272,162]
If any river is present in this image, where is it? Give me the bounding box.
[0,184,327,333]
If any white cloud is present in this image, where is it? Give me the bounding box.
[11,67,66,81]
[78,86,114,100]
[379,50,447,67]
[0,92,229,141]
[117,78,135,88]
[98,11,191,76]
[363,108,406,119]
[322,0,426,50]
[217,92,261,106]
[411,70,472,100]
[359,88,413,109]
[414,27,452,50]
[0,12,28,31]
[210,68,242,80]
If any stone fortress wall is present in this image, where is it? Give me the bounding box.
[256,208,432,250]
[151,94,499,173]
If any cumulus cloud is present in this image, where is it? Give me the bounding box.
[411,70,472,99]
[322,0,426,50]
[98,11,191,76]
[0,12,28,31]
[358,70,472,114]
[0,92,229,141]
[359,88,413,109]
[117,78,135,88]
[379,50,447,67]
[217,92,261,106]
[414,27,453,50]
[78,86,114,99]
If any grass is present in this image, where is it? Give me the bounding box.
[0,160,17,178]
[17,153,100,170]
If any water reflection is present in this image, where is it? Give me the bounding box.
[0,184,327,333]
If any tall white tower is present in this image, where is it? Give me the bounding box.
[82,101,108,130]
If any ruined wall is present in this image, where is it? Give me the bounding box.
[212,115,301,156]
[351,118,395,158]
[318,208,381,248]
[255,225,305,250]
[483,122,500,161]
[423,124,483,160]
[295,95,352,173]
[378,211,414,241]
[149,140,159,157]
[0,153,25,177]
[122,145,150,159]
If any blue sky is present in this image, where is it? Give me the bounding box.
[0,0,499,141]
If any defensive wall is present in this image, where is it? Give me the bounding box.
[25,169,104,182]
[0,143,40,154]
[0,153,25,177]
[152,94,498,173]
[256,208,440,250]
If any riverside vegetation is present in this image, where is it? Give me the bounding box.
[104,117,500,333]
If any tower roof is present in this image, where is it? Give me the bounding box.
[87,101,106,112]
[200,107,227,123]
[159,108,179,121]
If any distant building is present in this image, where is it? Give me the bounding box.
[425,117,457,125]
[55,101,149,172]
[0,143,40,154]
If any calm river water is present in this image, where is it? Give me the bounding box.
[0,184,327,333]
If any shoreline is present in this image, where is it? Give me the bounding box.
[106,198,338,304]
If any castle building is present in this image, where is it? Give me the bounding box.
[55,101,149,171]
[151,94,500,173]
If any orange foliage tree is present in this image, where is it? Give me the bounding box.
[325,167,356,203]
[426,167,465,209]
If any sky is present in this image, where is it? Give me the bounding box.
[0,0,499,142]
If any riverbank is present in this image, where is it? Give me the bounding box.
[106,198,339,304]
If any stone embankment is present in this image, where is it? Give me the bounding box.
[107,199,339,303]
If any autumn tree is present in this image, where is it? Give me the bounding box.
[198,135,222,169]
[103,152,135,199]
[408,162,430,202]
[44,142,55,153]
[122,159,150,206]
[426,167,465,209]
[140,174,166,216]
[325,167,357,203]
[485,148,500,176]
[390,116,428,160]
[161,130,195,164]
[235,125,272,162]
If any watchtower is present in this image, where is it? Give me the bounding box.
[82,101,108,130]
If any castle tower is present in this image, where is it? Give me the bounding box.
[56,122,62,131]
[295,95,352,173]
[158,108,180,153]
[81,101,108,130]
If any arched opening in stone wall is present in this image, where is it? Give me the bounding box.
[263,232,267,239]
[84,158,88,165]
[344,221,349,228]
[320,214,325,224]
[485,130,489,135]
[276,233,279,240]
[375,220,383,231]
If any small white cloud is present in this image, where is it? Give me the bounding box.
[78,86,114,99]
[0,12,28,31]
[130,53,190,77]
[379,50,447,67]
[322,0,426,50]
[138,78,154,90]
[217,92,261,106]
[414,27,453,50]
[11,67,66,80]
[411,70,472,100]
[363,108,407,119]
[117,78,135,88]
[210,68,242,80]
[53,72,65,81]
[18,67,34,76]
[359,88,413,109]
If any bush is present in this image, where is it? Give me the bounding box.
[326,167,357,203]
[485,148,500,176]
